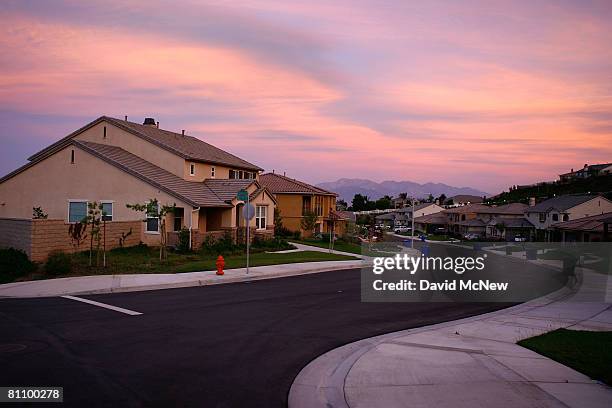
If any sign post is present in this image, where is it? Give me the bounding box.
[237,189,254,274]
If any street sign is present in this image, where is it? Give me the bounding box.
[236,189,248,201]
[242,203,255,220]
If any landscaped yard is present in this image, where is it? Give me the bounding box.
[0,244,358,283]
[290,239,363,255]
[518,328,612,385]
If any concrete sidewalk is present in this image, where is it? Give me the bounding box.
[289,268,612,408]
[0,260,363,298]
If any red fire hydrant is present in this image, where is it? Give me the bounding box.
[216,255,225,275]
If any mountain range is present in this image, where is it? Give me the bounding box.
[315,178,491,203]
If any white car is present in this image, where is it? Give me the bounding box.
[395,226,412,234]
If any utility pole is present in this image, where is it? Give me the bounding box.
[411,199,416,248]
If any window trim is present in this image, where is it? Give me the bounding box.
[189,163,195,176]
[211,166,216,178]
[67,199,88,223]
[255,205,267,230]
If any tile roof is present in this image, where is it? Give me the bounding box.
[444,203,490,214]
[259,173,336,195]
[527,194,600,213]
[414,213,448,224]
[550,212,612,232]
[75,141,233,208]
[27,116,262,171]
[448,194,484,203]
[336,210,356,222]
[475,203,528,215]
[396,203,438,213]
[202,179,255,202]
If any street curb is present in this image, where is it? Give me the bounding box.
[288,259,579,408]
[0,260,364,298]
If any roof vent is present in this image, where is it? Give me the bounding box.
[143,117,156,127]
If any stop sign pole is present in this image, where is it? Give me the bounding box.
[237,189,255,274]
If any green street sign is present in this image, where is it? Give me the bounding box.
[236,189,248,201]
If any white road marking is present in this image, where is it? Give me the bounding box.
[61,295,143,316]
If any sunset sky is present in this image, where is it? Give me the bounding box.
[1,0,611,194]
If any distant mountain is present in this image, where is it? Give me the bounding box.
[316,178,490,203]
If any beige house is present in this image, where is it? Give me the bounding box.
[0,116,277,260]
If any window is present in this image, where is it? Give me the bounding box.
[229,170,236,179]
[70,149,75,164]
[256,205,267,229]
[539,213,546,223]
[302,196,312,215]
[552,213,558,222]
[563,214,569,221]
[69,201,87,223]
[146,201,159,233]
[103,126,107,139]
[211,166,215,178]
[314,196,323,216]
[189,163,195,176]
[101,202,113,221]
[173,208,184,231]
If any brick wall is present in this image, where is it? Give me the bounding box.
[0,218,33,257]
[0,218,142,262]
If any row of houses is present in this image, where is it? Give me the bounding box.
[412,194,612,242]
[0,116,347,261]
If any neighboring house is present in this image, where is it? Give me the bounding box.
[259,172,341,236]
[524,194,612,240]
[549,212,612,242]
[0,116,276,260]
[375,212,395,228]
[445,203,529,238]
[414,212,448,234]
[395,203,444,225]
[446,194,483,207]
[559,163,612,182]
[486,217,535,241]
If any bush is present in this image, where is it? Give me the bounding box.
[251,236,295,251]
[201,231,243,255]
[292,230,301,240]
[0,248,36,283]
[45,251,72,276]
[176,227,191,253]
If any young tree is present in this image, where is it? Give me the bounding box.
[32,206,48,219]
[336,199,348,211]
[437,194,447,206]
[68,221,87,255]
[85,202,102,267]
[375,195,392,210]
[273,208,285,236]
[127,199,175,261]
[300,210,318,237]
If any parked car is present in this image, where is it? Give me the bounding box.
[395,226,412,234]
[514,236,527,242]
[463,233,480,241]
[433,227,446,234]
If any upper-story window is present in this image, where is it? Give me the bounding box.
[229,169,255,180]
[552,213,559,222]
[539,213,546,223]
[563,214,569,221]
[103,126,107,139]
[70,149,75,164]
[189,163,195,176]
[211,166,215,178]
[302,196,312,215]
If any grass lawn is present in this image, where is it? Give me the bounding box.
[9,246,357,282]
[291,239,363,255]
[518,328,612,385]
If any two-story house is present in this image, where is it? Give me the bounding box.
[0,116,277,260]
[524,194,612,240]
[259,172,344,236]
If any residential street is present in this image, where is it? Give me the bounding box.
[0,268,512,408]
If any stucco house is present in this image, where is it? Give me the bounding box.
[524,194,612,240]
[0,116,277,260]
[549,212,612,242]
[259,172,343,236]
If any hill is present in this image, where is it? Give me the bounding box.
[316,178,490,202]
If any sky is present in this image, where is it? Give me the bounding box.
[1,0,611,194]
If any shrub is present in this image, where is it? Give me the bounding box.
[251,236,295,251]
[292,230,301,240]
[45,251,72,276]
[176,227,191,253]
[0,248,36,283]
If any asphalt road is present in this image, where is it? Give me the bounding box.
[0,267,519,408]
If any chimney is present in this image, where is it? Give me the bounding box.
[124,115,128,121]
[143,117,156,127]
[156,121,159,128]
[272,169,275,174]
[181,130,185,136]
[529,197,536,207]
[283,171,286,176]
[584,163,588,168]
